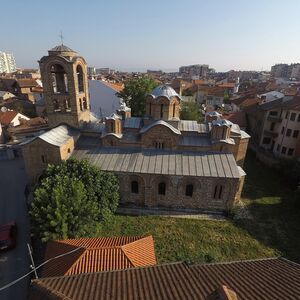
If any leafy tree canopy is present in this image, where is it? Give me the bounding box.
[30,159,120,242]
[116,76,158,116]
[180,101,203,123]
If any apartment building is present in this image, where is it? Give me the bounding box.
[0,51,16,73]
[247,96,300,159]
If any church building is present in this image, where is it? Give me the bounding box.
[22,45,250,212]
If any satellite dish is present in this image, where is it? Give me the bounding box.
[1,106,7,112]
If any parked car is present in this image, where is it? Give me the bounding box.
[0,221,17,251]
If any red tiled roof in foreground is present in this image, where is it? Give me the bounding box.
[41,236,156,277]
[31,258,300,300]
[0,110,18,126]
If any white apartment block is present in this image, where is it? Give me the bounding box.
[0,51,16,73]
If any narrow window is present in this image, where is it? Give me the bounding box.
[131,181,139,194]
[286,129,292,137]
[218,185,223,199]
[83,97,87,110]
[288,148,294,156]
[41,155,46,163]
[77,65,84,92]
[160,104,164,118]
[53,99,59,111]
[79,99,83,111]
[173,103,176,118]
[276,144,280,152]
[185,184,193,197]
[65,99,71,112]
[67,148,71,153]
[297,114,300,122]
[285,112,289,119]
[281,146,287,154]
[213,185,223,199]
[293,130,299,138]
[281,126,285,134]
[110,123,114,132]
[149,103,152,115]
[270,122,275,131]
[290,113,296,121]
[158,182,166,195]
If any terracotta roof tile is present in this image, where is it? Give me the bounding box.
[30,258,300,300]
[102,81,124,92]
[42,236,156,277]
[0,110,18,126]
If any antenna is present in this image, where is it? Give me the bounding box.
[59,31,64,45]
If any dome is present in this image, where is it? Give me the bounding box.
[50,44,76,52]
[150,85,181,100]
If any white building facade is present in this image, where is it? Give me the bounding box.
[0,51,16,73]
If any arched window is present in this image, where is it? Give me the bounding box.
[160,104,164,118]
[213,185,223,199]
[83,97,87,110]
[185,184,193,197]
[173,103,176,118]
[131,181,139,194]
[158,182,166,195]
[53,99,60,111]
[76,65,84,93]
[50,64,68,93]
[79,99,83,111]
[110,122,114,132]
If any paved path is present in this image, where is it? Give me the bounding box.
[0,159,30,300]
[117,207,225,221]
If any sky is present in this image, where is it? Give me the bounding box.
[1,0,300,72]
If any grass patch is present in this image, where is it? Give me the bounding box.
[98,215,277,264]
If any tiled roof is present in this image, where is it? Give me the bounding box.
[17,78,38,88]
[191,257,300,300]
[140,120,181,135]
[0,110,18,126]
[102,81,124,92]
[31,262,204,300]
[42,236,156,277]
[223,111,247,128]
[150,85,181,100]
[30,258,300,300]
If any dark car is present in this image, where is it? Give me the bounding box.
[0,221,17,251]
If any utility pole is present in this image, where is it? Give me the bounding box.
[27,243,38,279]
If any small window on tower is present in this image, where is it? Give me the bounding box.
[83,97,87,110]
[65,99,71,112]
[77,65,84,93]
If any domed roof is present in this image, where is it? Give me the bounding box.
[50,44,76,52]
[150,85,181,100]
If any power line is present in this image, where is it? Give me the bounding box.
[0,246,83,292]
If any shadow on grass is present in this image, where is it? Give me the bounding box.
[233,150,300,263]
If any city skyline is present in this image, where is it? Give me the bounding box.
[1,0,300,72]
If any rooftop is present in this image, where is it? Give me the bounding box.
[72,148,242,178]
[42,236,156,277]
[150,85,181,100]
[49,44,76,53]
[30,257,300,300]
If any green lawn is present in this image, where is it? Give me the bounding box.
[98,151,300,264]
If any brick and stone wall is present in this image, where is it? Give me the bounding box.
[118,172,242,211]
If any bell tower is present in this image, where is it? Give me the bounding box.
[39,45,90,128]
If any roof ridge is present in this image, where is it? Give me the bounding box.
[38,261,187,281]
[192,256,281,267]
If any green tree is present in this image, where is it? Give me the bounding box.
[180,101,203,123]
[116,76,158,116]
[30,159,120,242]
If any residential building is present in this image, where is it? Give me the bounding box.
[0,109,30,127]
[0,51,16,73]
[22,45,250,213]
[30,257,300,300]
[179,64,209,78]
[88,79,123,119]
[87,66,96,77]
[246,96,300,159]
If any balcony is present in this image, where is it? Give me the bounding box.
[267,115,282,122]
[263,129,278,138]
